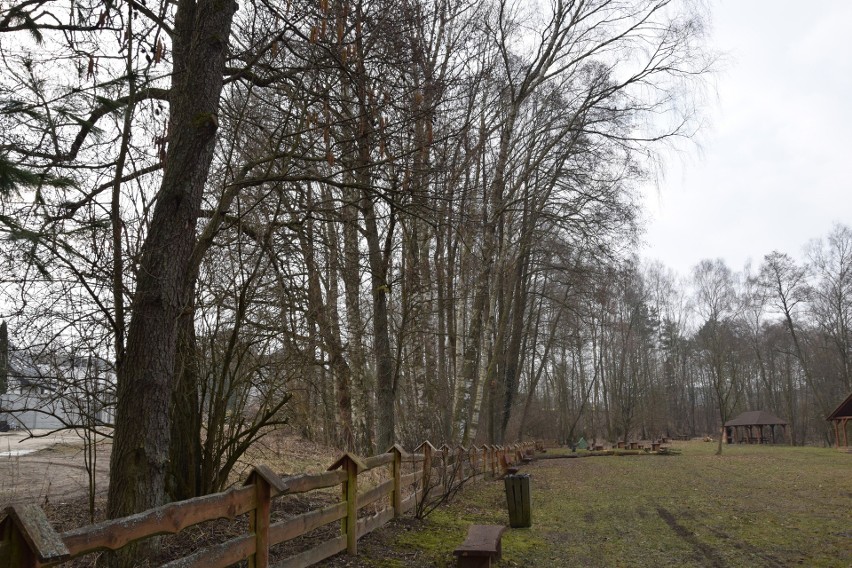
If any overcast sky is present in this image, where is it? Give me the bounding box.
[640,0,852,278]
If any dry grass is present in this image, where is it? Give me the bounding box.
[336,442,852,568]
[237,427,345,478]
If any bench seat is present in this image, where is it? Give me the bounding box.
[453,524,506,567]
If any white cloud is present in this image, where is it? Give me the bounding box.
[641,0,852,277]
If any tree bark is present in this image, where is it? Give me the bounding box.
[0,321,7,394]
[167,295,202,501]
[363,195,396,451]
[106,0,236,561]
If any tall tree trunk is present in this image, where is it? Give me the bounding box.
[107,1,236,561]
[501,249,531,439]
[519,283,567,439]
[434,230,452,441]
[324,205,355,450]
[341,193,373,452]
[362,196,396,451]
[299,205,355,450]
[0,321,7,394]
[167,293,202,501]
[456,106,518,443]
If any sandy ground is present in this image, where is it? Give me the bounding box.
[0,428,335,512]
[0,429,110,505]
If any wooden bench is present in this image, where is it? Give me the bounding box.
[453,524,506,567]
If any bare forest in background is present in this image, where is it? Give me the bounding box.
[0,1,848,558]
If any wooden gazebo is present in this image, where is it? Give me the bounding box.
[724,410,788,444]
[827,392,852,450]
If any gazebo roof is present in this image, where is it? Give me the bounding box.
[827,392,852,421]
[725,410,787,427]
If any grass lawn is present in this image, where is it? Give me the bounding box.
[343,442,851,567]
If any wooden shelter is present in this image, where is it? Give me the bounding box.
[827,392,852,449]
[724,410,788,444]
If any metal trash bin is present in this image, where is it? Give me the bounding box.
[504,474,531,528]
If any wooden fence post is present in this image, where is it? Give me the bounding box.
[245,465,288,568]
[456,445,466,485]
[0,505,69,567]
[416,441,435,506]
[388,444,406,517]
[328,452,366,555]
[439,444,450,487]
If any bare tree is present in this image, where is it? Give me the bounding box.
[807,224,852,393]
[692,259,740,455]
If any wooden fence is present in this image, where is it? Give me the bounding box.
[0,441,534,567]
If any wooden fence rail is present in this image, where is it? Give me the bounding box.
[0,441,534,567]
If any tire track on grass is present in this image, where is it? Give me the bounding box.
[656,506,726,568]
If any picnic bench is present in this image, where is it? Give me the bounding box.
[453,524,506,567]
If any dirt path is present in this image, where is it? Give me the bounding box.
[0,430,110,505]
